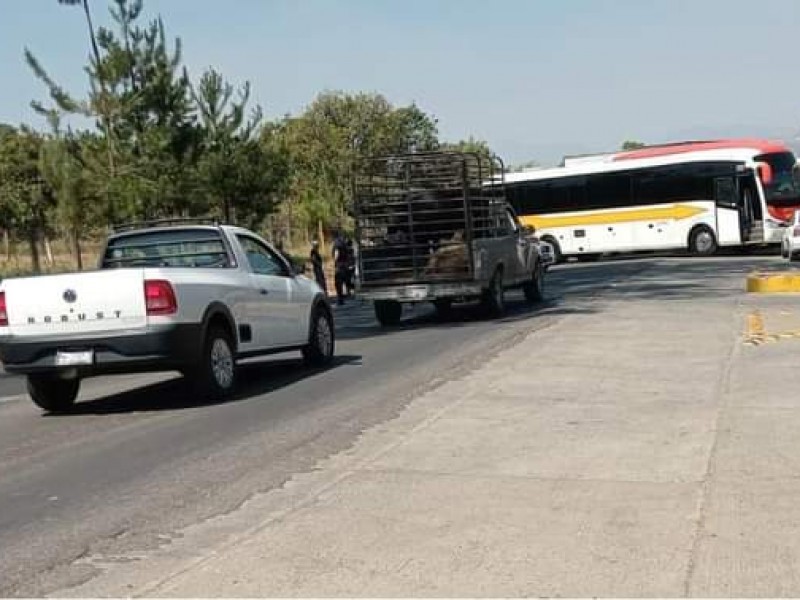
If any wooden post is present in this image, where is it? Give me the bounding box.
[73,229,83,271]
[28,228,41,274]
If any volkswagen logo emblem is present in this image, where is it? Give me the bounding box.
[63,289,77,304]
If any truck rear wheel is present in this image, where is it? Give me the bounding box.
[523,262,545,303]
[374,300,402,326]
[189,325,237,401]
[27,375,80,414]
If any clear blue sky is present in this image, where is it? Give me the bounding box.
[2,0,799,165]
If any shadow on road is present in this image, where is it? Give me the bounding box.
[332,294,594,342]
[550,255,786,304]
[333,253,790,340]
[52,354,362,416]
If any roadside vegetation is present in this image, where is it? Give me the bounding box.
[0,0,494,275]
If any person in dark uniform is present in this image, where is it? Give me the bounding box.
[332,232,350,305]
[345,239,356,296]
[309,240,327,293]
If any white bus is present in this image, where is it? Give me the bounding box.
[504,139,800,261]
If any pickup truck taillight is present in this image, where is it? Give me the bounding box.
[144,280,177,316]
[0,292,7,326]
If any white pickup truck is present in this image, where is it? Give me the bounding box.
[0,220,334,413]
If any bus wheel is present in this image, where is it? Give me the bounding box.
[542,237,563,264]
[689,226,717,255]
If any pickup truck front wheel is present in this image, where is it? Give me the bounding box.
[523,262,545,303]
[374,300,402,327]
[303,308,335,366]
[27,375,80,414]
[481,269,505,317]
[190,325,237,401]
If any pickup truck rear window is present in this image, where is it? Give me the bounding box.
[102,229,233,269]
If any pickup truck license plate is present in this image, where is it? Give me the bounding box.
[55,350,94,366]
[405,286,428,300]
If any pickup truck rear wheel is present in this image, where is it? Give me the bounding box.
[374,300,402,327]
[191,325,237,401]
[303,308,335,366]
[523,261,545,303]
[481,269,505,317]
[27,375,80,414]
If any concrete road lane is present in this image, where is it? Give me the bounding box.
[0,255,778,596]
[0,258,614,597]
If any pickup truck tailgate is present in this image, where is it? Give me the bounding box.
[3,270,148,337]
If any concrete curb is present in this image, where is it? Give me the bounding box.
[746,271,800,293]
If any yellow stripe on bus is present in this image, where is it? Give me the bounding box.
[519,204,707,229]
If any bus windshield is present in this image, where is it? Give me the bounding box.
[756,152,800,207]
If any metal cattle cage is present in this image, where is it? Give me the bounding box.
[354,152,507,287]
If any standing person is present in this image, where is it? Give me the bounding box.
[309,240,327,293]
[332,232,350,305]
[345,239,356,296]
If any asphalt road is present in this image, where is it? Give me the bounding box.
[0,254,783,596]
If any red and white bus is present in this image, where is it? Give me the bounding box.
[505,139,800,260]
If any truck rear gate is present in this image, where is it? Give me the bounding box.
[354,152,506,288]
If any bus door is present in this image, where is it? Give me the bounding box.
[714,175,759,245]
[739,172,763,242]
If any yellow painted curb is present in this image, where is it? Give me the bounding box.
[746,272,800,293]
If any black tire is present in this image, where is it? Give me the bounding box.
[689,226,717,255]
[302,307,335,366]
[189,325,237,401]
[374,300,402,327]
[27,375,80,414]
[542,237,563,264]
[481,268,505,317]
[791,252,800,263]
[523,261,545,303]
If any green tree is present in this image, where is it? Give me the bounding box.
[621,140,646,151]
[274,91,439,239]
[26,0,198,224]
[508,159,540,172]
[440,136,493,158]
[192,68,287,226]
[0,127,54,273]
[38,118,98,269]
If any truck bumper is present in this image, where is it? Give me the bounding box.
[0,324,202,376]
[359,282,484,302]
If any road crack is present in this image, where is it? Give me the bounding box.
[682,307,739,596]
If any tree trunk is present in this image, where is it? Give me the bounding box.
[28,229,41,274]
[72,230,83,271]
[44,235,55,267]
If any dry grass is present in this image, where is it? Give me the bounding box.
[0,240,103,278]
